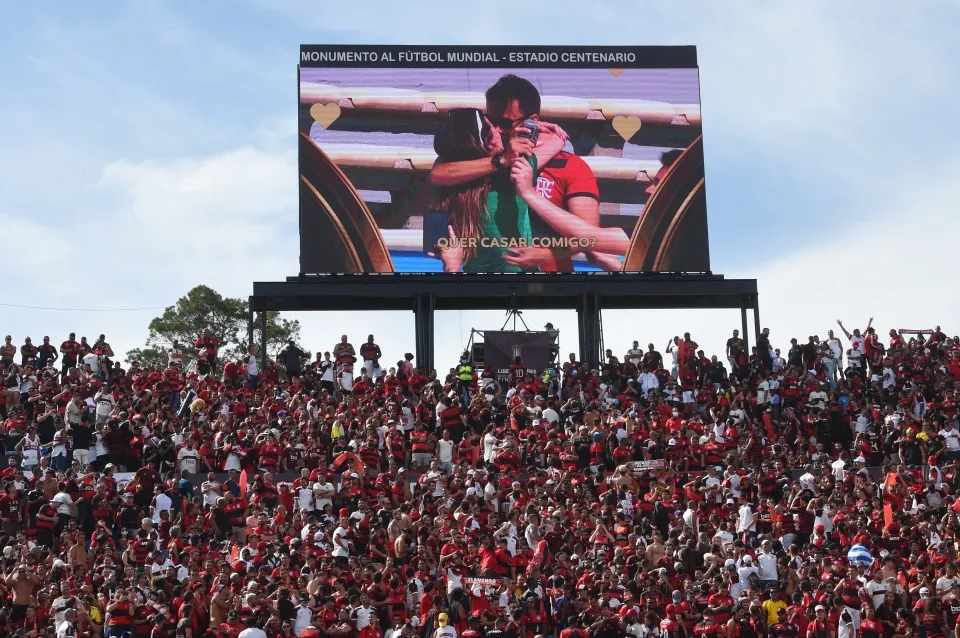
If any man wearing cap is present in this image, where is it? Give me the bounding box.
[434,612,457,638]
[807,606,830,638]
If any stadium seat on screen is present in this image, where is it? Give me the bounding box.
[299,133,395,274]
[622,135,709,272]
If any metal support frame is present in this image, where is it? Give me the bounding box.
[753,294,762,351]
[414,293,435,372]
[740,305,750,352]
[249,273,759,374]
[578,292,603,369]
[247,307,255,352]
[259,310,268,371]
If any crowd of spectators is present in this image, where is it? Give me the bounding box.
[2,321,960,638]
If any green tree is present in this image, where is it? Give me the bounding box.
[127,285,302,367]
[124,347,168,368]
[229,311,304,363]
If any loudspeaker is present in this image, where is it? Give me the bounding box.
[471,342,485,365]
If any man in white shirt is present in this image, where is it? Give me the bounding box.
[339,366,354,395]
[149,551,175,576]
[704,466,722,505]
[756,377,770,406]
[831,458,848,481]
[882,365,896,390]
[936,564,960,593]
[724,468,742,498]
[151,486,172,524]
[201,473,222,507]
[639,370,659,396]
[246,345,259,388]
[435,613,458,638]
[541,403,559,426]
[808,385,829,410]
[56,609,77,638]
[82,350,101,375]
[713,522,734,549]
[168,341,186,367]
[940,423,960,460]
[177,440,202,475]
[835,598,858,638]
[294,596,313,636]
[625,341,644,366]
[482,429,499,465]
[737,500,756,539]
[682,504,698,536]
[825,330,844,379]
[94,389,115,425]
[756,540,779,590]
[737,555,758,583]
[771,350,785,374]
[313,480,335,512]
[238,617,268,638]
[484,478,500,514]
[332,518,353,560]
[437,430,456,474]
[352,594,376,629]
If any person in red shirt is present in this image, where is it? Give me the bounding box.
[258,434,282,472]
[518,598,547,638]
[195,329,220,375]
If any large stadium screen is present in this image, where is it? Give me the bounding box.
[298,45,710,274]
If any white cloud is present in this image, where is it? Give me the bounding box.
[0,132,299,358]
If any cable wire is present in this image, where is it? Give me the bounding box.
[0,302,166,312]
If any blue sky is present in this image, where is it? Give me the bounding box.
[1,1,958,365]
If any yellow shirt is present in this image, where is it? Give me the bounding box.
[761,599,787,626]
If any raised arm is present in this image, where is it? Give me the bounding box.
[836,320,852,340]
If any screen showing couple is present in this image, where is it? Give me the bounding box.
[298,59,710,274]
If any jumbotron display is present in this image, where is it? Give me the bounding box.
[298,45,710,274]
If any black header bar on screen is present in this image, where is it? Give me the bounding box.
[299,45,697,68]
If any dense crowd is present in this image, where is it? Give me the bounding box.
[2,321,960,638]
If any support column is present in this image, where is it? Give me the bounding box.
[414,293,436,373]
[577,292,602,369]
[753,295,762,349]
[247,302,255,351]
[740,304,750,353]
[259,310,268,372]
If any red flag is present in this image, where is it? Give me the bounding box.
[230,543,239,561]
[239,469,248,500]
[333,452,364,474]
[883,471,897,527]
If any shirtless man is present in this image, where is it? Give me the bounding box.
[646,533,666,566]
[5,563,40,622]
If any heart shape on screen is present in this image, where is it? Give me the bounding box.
[310,103,341,129]
[611,115,642,141]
